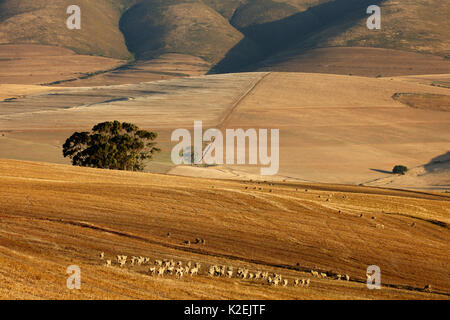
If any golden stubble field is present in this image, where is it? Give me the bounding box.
[0,159,449,299]
[0,45,124,85]
[256,47,450,77]
[1,72,449,189]
[173,72,450,189]
[0,45,209,87]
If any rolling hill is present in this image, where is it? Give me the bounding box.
[0,0,132,59]
[1,72,449,189]
[1,0,449,77]
[1,0,449,302]
[119,0,260,65]
[0,159,449,299]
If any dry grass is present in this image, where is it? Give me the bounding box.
[0,84,61,101]
[393,93,450,112]
[255,47,450,77]
[214,72,450,187]
[0,44,124,85]
[298,0,450,57]
[120,1,250,64]
[0,0,131,59]
[51,54,210,87]
[0,159,448,299]
[1,72,449,189]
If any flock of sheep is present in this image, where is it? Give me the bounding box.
[310,270,351,281]
[99,252,353,289]
[207,265,310,287]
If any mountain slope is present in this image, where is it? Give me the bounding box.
[0,0,132,59]
[230,0,299,30]
[298,0,450,57]
[0,0,449,77]
[228,0,450,74]
[119,0,260,65]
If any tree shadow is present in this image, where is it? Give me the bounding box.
[370,169,392,174]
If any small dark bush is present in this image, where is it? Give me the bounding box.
[393,165,408,175]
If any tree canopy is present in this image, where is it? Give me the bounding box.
[393,165,408,175]
[63,121,160,171]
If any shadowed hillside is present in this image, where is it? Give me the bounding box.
[212,0,387,72]
[244,0,450,74]
[119,0,260,65]
[0,0,449,75]
[298,0,450,57]
[230,0,299,30]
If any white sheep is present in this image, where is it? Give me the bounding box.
[190,267,199,276]
[167,266,175,275]
[117,255,127,267]
[176,268,184,279]
[157,267,166,276]
[305,279,310,287]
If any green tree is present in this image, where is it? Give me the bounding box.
[392,165,408,175]
[63,121,160,171]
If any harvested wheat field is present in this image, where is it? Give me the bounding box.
[254,47,450,77]
[205,72,450,187]
[1,72,449,190]
[0,45,125,85]
[0,84,62,101]
[0,159,449,299]
[45,54,210,87]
